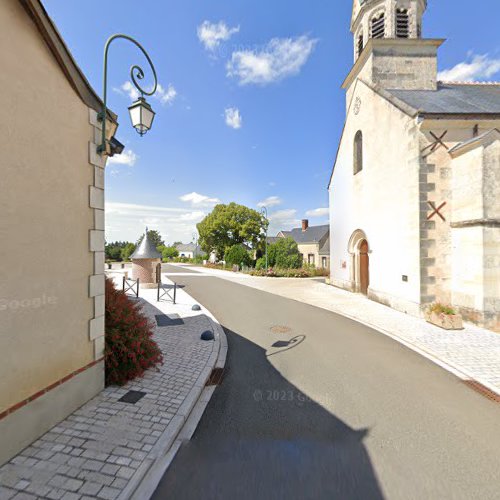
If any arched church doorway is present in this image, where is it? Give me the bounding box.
[359,239,369,295]
[348,230,370,295]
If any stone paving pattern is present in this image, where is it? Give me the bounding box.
[0,282,217,500]
[174,265,500,394]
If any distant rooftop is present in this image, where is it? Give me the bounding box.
[281,224,330,244]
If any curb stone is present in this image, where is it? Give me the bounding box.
[124,316,227,500]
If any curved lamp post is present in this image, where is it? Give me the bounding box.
[97,34,158,155]
[192,232,199,258]
[260,207,269,270]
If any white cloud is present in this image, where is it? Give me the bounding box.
[107,149,138,167]
[227,35,318,85]
[156,83,177,106]
[114,82,177,106]
[438,54,500,82]
[105,201,207,244]
[180,192,221,207]
[118,81,139,100]
[268,209,300,234]
[197,20,240,52]
[257,196,282,208]
[306,207,329,218]
[224,107,242,129]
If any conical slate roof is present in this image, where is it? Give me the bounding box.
[130,230,162,260]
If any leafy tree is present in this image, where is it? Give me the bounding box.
[120,243,136,262]
[197,203,267,260]
[106,241,128,261]
[136,230,165,250]
[224,245,252,267]
[268,237,302,269]
[161,246,179,261]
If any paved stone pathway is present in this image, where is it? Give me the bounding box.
[171,264,500,395]
[0,277,222,500]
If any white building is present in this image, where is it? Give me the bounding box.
[175,243,201,259]
[329,0,500,331]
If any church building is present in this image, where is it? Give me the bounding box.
[328,0,500,331]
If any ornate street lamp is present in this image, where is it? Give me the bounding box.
[97,34,158,155]
[192,232,199,258]
[260,207,269,271]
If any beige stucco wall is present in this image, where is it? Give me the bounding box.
[330,79,422,315]
[297,243,320,266]
[449,135,500,330]
[0,0,99,413]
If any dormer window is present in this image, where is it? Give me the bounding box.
[371,12,385,39]
[396,8,410,38]
[357,33,364,57]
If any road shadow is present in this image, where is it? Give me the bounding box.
[152,327,384,500]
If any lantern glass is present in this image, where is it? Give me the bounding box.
[128,97,156,136]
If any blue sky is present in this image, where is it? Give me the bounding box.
[43,0,500,244]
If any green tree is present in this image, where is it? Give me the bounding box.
[224,245,252,267]
[161,246,179,261]
[136,230,165,250]
[106,241,128,261]
[197,203,267,260]
[120,243,136,262]
[268,237,302,269]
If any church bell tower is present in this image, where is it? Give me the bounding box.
[345,0,442,93]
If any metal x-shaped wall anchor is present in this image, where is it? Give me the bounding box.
[421,131,449,158]
[427,201,447,222]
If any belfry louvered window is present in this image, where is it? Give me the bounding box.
[371,12,385,39]
[357,34,364,57]
[396,8,410,38]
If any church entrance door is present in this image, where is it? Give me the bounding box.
[359,239,369,295]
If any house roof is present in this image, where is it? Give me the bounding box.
[176,243,200,253]
[319,237,330,255]
[19,0,116,122]
[387,83,500,117]
[284,224,330,245]
[131,231,162,260]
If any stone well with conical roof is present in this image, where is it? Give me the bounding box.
[130,229,162,288]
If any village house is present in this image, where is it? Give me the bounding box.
[0,0,120,464]
[329,0,500,331]
[176,243,201,259]
[278,219,330,269]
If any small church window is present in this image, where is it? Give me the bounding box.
[371,12,385,39]
[396,8,410,38]
[357,33,364,57]
[354,131,363,175]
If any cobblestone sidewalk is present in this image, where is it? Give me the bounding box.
[173,264,500,395]
[0,277,225,500]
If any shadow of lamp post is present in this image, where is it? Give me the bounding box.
[260,207,268,270]
[97,34,158,156]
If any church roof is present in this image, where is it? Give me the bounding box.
[387,83,500,116]
[449,129,500,157]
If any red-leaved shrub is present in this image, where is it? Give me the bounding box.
[105,278,163,386]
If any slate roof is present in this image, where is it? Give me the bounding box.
[319,237,330,255]
[387,83,500,115]
[284,224,330,244]
[131,232,162,260]
[176,243,201,253]
[448,128,500,156]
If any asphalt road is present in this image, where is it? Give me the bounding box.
[152,265,500,500]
